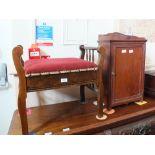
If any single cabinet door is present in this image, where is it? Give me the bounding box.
[112,45,144,105]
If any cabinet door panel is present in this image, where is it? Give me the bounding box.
[113,47,143,101]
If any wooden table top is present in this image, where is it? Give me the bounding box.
[8,96,155,135]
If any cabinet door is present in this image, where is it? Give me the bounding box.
[112,45,144,105]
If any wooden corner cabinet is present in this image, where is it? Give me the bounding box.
[98,32,147,110]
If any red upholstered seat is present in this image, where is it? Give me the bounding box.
[24,58,97,77]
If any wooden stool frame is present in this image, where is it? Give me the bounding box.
[12,45,106,135]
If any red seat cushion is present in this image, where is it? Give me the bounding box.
[24,58,97,76]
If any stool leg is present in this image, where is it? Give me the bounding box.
[18,94,28,135]
[80,85,85,103]
[96,82,107,120]
[12,46,28,134]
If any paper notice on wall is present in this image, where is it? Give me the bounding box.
[35,20,53,46]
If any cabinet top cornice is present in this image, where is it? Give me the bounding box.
[98,32,147,42]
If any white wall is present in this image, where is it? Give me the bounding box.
[0,20,17,134]
[87,20,115,46]
[0,19,115,134]
[145,42,155,70]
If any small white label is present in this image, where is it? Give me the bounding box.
[30,51,40,56]
[122,49,126,53]
[61,78,68,83]
[62,128,70,132]
[129,49,134,53]
[44,132,53,135]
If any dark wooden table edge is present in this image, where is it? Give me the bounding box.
[58,107,155,135]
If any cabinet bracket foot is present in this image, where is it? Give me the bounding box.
[103,108,115,115]
[135,100,147,106]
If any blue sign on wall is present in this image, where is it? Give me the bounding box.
[36,25,53,40]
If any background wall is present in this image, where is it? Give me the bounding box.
[0,20,16,134]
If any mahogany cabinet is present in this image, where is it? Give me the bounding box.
[98,32,147,110]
